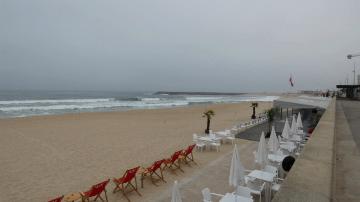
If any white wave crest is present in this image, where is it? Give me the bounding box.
[0,98,113,105]
[141,98,161,102]
[0,100,190,112]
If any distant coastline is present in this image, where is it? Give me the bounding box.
[153,91,247,96]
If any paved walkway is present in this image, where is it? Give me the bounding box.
[237,109,313,141]
[154,139,259,202]
[338,100,360,150]
[334,100,360,201]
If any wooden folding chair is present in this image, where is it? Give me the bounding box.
[180,144,197,165]
[48,195,64,202]
[164,150,184,173]
[113,166,141,202]
[80,179,110,202]
[140,159,166,188]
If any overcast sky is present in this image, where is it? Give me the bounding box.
[1,0,360,92]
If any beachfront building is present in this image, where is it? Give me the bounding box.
[336,84,360,99]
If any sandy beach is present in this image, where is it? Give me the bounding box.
[0,102,271,202]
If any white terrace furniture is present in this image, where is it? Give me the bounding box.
[297,130,305,136]
[247,170,276,202]
[263,165,278,181]
[268,153,286,164]
[270,177,284,195]
[234,186,253,199]
[198,135,221,152]
[198,135,222,143]
[201,188,224,202]
[210,139,221,152]
[217,130,235,144]
[231,127,239,135]
[215,131,230,143]
[216,131,229,136]
[246,179,265,202]
[279,142,297,153]
[193,134,206,151]
[219,193,253,202]
[226,133,235,144]
[288,134,302,142]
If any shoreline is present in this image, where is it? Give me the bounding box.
[0,101,272,121]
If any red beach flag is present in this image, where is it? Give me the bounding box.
[289,75,294,87]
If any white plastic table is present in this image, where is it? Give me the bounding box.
[280,144,296,152]
[216,131,229,136]
[199,136,215,141]
[219,193,253,202]
[247,170,275,182]
[199,136,222,142]
[268,154,286,163]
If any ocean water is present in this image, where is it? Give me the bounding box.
[0,90,279,118]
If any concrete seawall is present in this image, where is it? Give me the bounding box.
[273,98,336,202]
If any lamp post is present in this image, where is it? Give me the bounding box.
[347,54,360,59]
[347,53,360,85]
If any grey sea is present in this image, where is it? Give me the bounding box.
[0,90,278,118]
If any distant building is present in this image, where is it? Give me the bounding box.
[299,90,323,95]
[336,84,360,99]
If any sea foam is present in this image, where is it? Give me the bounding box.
[0,95,279,118]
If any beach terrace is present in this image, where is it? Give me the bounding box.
[0,102,272,201]
[3,96,352,202]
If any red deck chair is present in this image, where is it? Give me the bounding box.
[164,150,184,173]
[180,144,197,165]
[308,127,315,135]
[80,179,110,202]
[48,195,64,202]
[140,159,166,188]
[113,166,141,202]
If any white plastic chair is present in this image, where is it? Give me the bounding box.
[263,165,278,176]
[271,177,284,195]
[193,134,206,151]
[275,149,284,156]
[226,133,235,144]
[193,133,198,142]
[271,183,281,194]
[231,128,238,135]
[196,140,206,152]
[210,139,220,152]
[201,188,224,202]
[246,180,265,202]
[234,185,253,199]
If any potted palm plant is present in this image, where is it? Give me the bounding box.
[265,108,276,138]
[251,102,258,119]
[203,110,215,134]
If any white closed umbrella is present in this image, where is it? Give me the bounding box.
[229,144,245,187]
[171,181,182,202]
[282,118,290,139]
[296,112,303,129]
[290,115,297,136]
[255,132,268,168]
[268,126,280,152]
